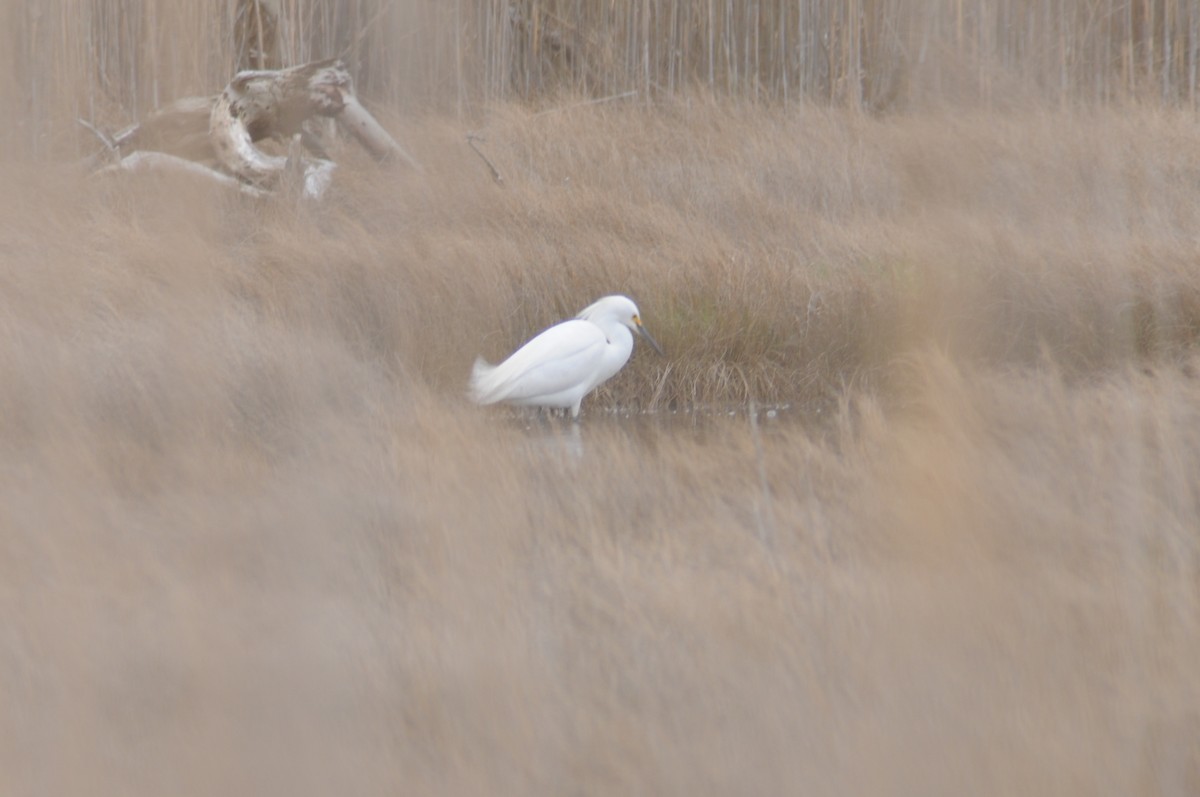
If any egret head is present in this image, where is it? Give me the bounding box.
[578,295,665,356]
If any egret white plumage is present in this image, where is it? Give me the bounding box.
[469,295,664,419]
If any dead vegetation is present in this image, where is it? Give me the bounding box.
[3,2,1200,795]
[2,99,1199,796]
[9,0,1200,148]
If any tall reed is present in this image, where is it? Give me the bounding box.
[6,0,1200,158]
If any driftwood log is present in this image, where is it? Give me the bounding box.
[90,58,417,199]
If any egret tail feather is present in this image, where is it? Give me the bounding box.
[468,356,499,405]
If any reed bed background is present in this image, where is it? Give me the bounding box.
[8,0,1200,156]
[3,1,1200,795]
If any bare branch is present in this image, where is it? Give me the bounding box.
[338,94,421,170]
[77,118,116,152]
[466,133,504,185]
[95,151,270,198]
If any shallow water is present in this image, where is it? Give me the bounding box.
[511,401,814,435]
[507,402,811,464]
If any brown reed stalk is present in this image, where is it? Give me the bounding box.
[10,0,1200,159]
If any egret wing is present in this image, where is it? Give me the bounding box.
[472,320,606,404]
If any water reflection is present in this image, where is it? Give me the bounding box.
[511,402,808,462]
[521,418,585,461]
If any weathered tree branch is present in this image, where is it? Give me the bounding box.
[339,94,421,170]
[96,151,270,197]
[112,95,219,161]
[209,60,349,196]
[88,58,415,199]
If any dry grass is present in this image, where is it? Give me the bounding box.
[3,93,1200,795]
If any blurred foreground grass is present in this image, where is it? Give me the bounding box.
[1,102,1199,795]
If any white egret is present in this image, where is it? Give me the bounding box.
[469,295,664,419]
